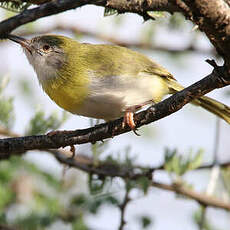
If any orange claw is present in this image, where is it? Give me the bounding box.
[122,111,136,130]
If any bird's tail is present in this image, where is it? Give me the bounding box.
[167,79,230,124]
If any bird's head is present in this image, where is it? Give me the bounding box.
[8,34,76,83]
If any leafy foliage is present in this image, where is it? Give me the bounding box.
[139,215,152,229]
[0,1,31,13]
[26,109,68,135]
[193,207,223,230]
[104,7,118,17]
[164,148,203,176]
[0,76,14,129]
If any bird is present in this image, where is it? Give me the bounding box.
[8,34,230,130]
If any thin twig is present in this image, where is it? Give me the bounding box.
[0,126,230,211]
[198,205,207,230]
[152,181,230,211]
[200,118,221,229]
[118,184,131,230]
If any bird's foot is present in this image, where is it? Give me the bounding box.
[122,100,154,136]
[122,111,140,136]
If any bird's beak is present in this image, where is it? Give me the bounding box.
[8,34,33,54]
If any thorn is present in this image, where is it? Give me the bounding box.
[205,59,218,68]
[133,129,141,136]
[191,25,199,31]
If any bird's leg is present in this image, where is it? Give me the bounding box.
[70,145,76,159]
[122,100,154,133]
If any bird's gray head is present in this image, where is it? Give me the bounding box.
[8,34,67,83]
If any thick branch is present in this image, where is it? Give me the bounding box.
[0,0,181,37]
[3,125,230,172]
[0,0,50,4]
[0,0,93,36]
[0,64,229,155]
[176,0,230,62]
[0,0,229,68]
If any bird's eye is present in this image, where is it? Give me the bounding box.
[42,45,51,51]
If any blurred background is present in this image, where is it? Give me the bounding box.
[0,4,230,230]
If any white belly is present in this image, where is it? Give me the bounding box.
[74,73,169,120]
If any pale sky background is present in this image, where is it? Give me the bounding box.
[1,5,230,230]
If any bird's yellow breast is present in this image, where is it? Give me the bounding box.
[42,74,89,114]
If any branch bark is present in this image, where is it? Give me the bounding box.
[0,62,229,155]
[175,0,230,62]
[0,0,181,37]
[0,0,229,66]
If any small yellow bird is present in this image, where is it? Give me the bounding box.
[8,34,230,129]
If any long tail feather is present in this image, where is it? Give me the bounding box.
[167,79,230,124]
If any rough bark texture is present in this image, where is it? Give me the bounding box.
[177,0,230,64]
[0,63,229,155]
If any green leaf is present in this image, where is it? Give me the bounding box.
[140,215,152,229]
[0,182,14,209]
[104,7,118,17]
[0,75,10,95]
[0,1,31,13]
[137,176,151,194]
[71,194,87,207]
[26,109,68,135]
[0,97,14,129]
[0,76,14,129]
[164,148,204,176]
[188,150,203,170]
[72,216,88,230]
[147,11,165,19]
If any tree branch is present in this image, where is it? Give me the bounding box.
[50,149,230,211]
[0,0,94,37]
[1,126,230,212]
[0,0,229,68]
[27,148,230,212]
[118,185,130,230]
[175,0,230,62]
[0,62,229,155]
[3,125,230,172]
[0,0,181,38]
[152,181,230,211]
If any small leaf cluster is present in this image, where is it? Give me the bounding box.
[0,156,87,230]
[164,148,203,176]
[0,76,14,129]
[26,110,68,135]
[0,1,31,13]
